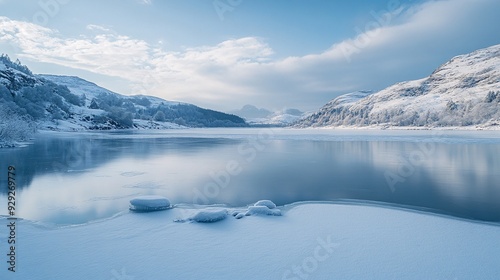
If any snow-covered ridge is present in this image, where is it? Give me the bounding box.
[296,44,500,129]
[0,55,248,137]
[39,74,182,108]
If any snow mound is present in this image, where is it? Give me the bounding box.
[234,212,246,219]
[129,195,171,212]
[189,209,228,223]
[245,206,282,216]
[254,200,277,209]
[231,200,282,219]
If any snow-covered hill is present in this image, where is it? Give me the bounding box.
[295,91,373,127]
[0,55,247,136]
[296,44,500,129]
[40,75,182,109]
[38,75,187,130]
[231,105,307,126]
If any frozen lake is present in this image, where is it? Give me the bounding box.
[1,128,499,225]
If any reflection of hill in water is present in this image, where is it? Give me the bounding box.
[214,140,500,222]
[0,133,237,194]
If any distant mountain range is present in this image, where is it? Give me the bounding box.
[296,44,500,129]
[0,54,247,132]
[230,104,306,126]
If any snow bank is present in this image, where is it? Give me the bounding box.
[129,195,171,212]
[3,202,500,280]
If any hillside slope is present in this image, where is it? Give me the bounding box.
[0,55,247,135]
[296,44,500,129]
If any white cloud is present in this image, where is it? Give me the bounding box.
[86,24,112,33]
[0,0,499,111]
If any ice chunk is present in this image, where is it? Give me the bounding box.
[129,195,171,212]
[190,209,228,223]
[245,206,282,216]
[254,200,277,209]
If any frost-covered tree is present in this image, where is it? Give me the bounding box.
[0,54,33,76]
[153,111,165,122]
[0,104,35,147]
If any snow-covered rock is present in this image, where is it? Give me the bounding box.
[231,200,282,219]
[189,209,228,223]
[245,206,282,216]
[234,212,246,219]
[254,200,277,209]
[129,195,171,212]
[296,44,500,128]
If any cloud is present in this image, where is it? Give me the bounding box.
[0,17,150,78]
[0,0,499,111]
[86,24,112,33]
[0,15,275,106]
[138,0,152,5]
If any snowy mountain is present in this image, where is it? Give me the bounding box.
[296,44,500,128]
[295,91,373,127]
[231,105,307,126]
[0,55,247,135]
[229,105,273,119]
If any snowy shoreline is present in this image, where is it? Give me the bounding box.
[2,201,499,279]
[39,123,500,133]
[8,199,500,229]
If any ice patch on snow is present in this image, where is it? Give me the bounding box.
[129,195,171,212]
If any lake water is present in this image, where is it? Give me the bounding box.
[1,128,499,225]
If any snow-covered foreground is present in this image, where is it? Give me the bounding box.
[2,202,499,280]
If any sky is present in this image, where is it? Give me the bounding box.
[0,0,499,113]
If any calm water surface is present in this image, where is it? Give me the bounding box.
[1,128,499,225]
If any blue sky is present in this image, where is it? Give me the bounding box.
[0,0,499,112]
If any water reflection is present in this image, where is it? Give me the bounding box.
[0,130,499,224]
